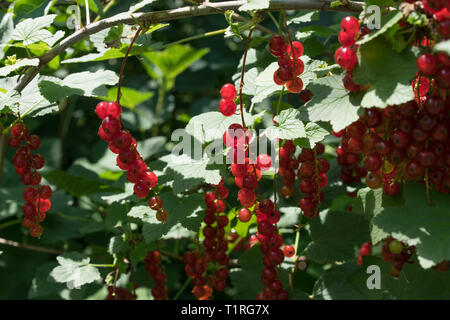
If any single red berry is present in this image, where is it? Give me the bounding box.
[238,188,255,208]
[435,67,450,89]
[95,101,109,119]
[286,77,303,93]
[338,30,356,46]
[238,207,252,222]
[31,154,45,169]
[141,171,158,188]
[341,16,360,35]
[23,187,38,203]
[107,102,122,118]
[29,224,43,238]
[27,135,41,150]
[416,53,439,76]
[219,99,237,117]
[39,185,53,199]
[269,35,287,57]
[287,41,304,58]
[283,245,295,258]
[220,83,237,101]
[148,196,163,210]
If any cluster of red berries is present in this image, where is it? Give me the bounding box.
[381,236,415,277]
[144,250,168,300]
[183,182,231,300]
[357,242,372,265]
[278,140,297,200]
[95,101,168,221]
[269,35,305,93]
[334,16,370,92]
[297,144,329,218]
[335,96,449,195]
[255,199,288,300]
[106,286,137,300]
[219,83,237,116]
[8,122,52,238]
[419,0,450,25]
[334,123,368,185]
[416,52,450,91]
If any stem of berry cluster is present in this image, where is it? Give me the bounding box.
[116,27,143,103]
[238,26,256,130]
[283,11,297,75]
[0,237,63,255]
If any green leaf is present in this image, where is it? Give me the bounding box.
[305,211,370,263]
[28,263,66,299]
[372,183,450,269]
[185,111,263,144]
[313,256,450,299]
[252,62,280,103]
[132,193,204,243]
[159,153,222,191]
[303,75,363,132]
[50,253,101,288]
[294,122,330,149]
[0,58,39,77]
[239,0,270,11]
[39,70,119,102]
[288,11,319,25]
[98,87,154,110]
[358,11,403,45]
[230,246,265,299]
[353,187,404,244]
[141,45,209,90]
[44,170,122,197]
[11,14,56,46]
[265,108,306,141]
[0,12,14,60]
[14,0,49,17]
[224,10,242,39]
[433,40,450,56]
[353,37,417,108]
[108,236,127,255]
[330,0,343,8]
[129,0,158,13]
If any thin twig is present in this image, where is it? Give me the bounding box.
[0,237,63,255]
[13,0,363,94]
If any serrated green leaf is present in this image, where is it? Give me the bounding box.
[129,0,158,13]
[50,253,101,288]
[305,211,370,263]
[39,70,118,102]
[44,170,122,197]
[358,11,403,45]
[313,256,450,299]
[288,11,319,25]
[294,122,330,149]
[0,58,39,77]
[265,108,306,141]
[303,75,363,132]
[353,37,416,108]
[11,14,56,46]
[239,0,270,11]
[185,110,263,144]
[372,183,450,269]
[230,246,265,299]
[98,87,154,110]
[108,236,127,255]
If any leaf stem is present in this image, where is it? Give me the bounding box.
[89,263,116,268]
[0,219,22,230]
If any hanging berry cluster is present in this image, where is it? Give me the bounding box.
[8,122,52,238]
[278,140,297,200]
[254,199,289,300]
[183,181,230,300]
[95,101,169,220]
[144,250,169,300]
[381,236,416,277]
[270,35,305,93]
[334,122,369,185]
[334,16,371,92]
[297,143,329,219]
